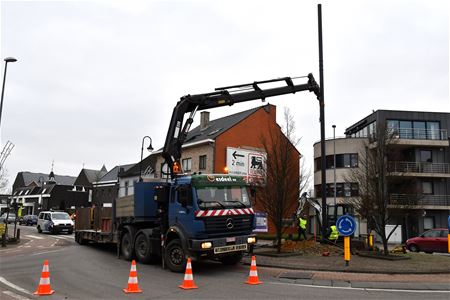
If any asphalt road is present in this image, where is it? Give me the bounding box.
[1,225,449,300]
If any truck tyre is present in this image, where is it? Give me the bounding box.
[164,239,186,273]
[121,231,135,261]
[37,226,42,233]
[219,252,243,265]
[135,233,159,264]
[75,233,87,245]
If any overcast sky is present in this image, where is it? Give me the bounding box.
[0,0,448,192]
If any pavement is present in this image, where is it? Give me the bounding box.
[241,240,450,291]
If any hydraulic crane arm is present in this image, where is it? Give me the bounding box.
[162,73,320,178]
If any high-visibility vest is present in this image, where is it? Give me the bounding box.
[298,218,307,230]
[329,225,339,240]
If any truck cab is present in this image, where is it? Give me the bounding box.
[163,174,257,272]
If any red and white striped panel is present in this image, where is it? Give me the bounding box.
[195,208,254,218]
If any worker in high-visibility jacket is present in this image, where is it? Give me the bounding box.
[329,224,339,243]
[297,215,307,241]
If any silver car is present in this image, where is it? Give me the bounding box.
[0,213,17,224]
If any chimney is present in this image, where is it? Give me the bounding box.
[200,111,210,130]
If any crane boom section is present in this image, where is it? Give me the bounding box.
[162,74,319,178]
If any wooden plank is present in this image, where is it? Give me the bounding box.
[116,196,134,217]
[75,208,92,230]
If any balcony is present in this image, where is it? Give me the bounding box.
[389,128,449,147]
[388,161,450,178]
[389,194,450,209]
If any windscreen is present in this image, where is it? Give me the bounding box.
[51,213,71,220]
[196,186,250,209]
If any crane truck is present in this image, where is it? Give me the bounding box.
[74,74,320,272]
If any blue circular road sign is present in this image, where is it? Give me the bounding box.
[336,215,357,236]
[447,215,450,231]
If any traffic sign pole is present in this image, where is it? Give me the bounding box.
[344,236,350,266]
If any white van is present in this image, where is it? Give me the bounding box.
[37,211,74,234]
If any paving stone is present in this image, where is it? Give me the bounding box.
[278,278,297,284]
[332,280,351,287]
[312,280,332,286]
[294,279,314,285]
[351,281,374,289]
[279,271,313,280]
[424,283,450,291]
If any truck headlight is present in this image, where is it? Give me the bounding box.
[201,242,212,249]
[247,237,256,244]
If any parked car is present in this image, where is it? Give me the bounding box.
[20,215,38,226]
[0,213,17,224]
[37,211,74,234]
[406,228,449,254]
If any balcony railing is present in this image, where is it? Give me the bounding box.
[389,194,450,206]
[389,128,448,141]
[388,161,450,174]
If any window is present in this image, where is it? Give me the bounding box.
[343,155,351,168]
[427,122,440,140]
[315,183,359,197]
[422,181,433,194]
[399,121,412,139]
[423,229,440,238]
[199,155,207,170]
[419,150,432,163]
[344,183,351,197]
[326,155,335,169]
[124,181,129,196]
[182,158,192,172]
[351,183,359,196]
[350,154,358,167]
[413,121,426,139]
[423,217,434,231]
[160,163,169,179]
[387,120,441,140]
[334,155,343,168]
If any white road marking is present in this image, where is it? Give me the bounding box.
[30,249,65,256]
[0,277,33,296]
[2,290,32,300]
[51,235,74,241]
[269,281,450,294]
[24,235,44,240]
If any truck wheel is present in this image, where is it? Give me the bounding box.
[75,233,87,245]
[164,239,186,273]
[121,231,135,261]
[37,226,42,233]
[135,234,159,264]
[220,252,243,265]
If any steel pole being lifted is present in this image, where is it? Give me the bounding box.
[318,4,328,241]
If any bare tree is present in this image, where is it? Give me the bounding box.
[258,107,310,253]
[0,168,10,194]
[347,124,414,255]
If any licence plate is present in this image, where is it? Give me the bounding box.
[214,243,247,254]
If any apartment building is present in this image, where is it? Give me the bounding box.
[344,110,449,240]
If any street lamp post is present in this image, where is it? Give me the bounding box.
[333,125,336,208]
[0,57,18,129]
[139,136,153,182]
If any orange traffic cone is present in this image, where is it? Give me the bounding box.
[245,256,262,285]
[179,258,198,289]
[34,260,55,295]
[123,260,142,293]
